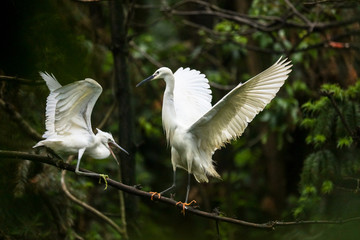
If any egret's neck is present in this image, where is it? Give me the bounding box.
[162,74,177,144]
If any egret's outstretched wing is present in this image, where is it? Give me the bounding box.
[189,57,292,152]
[173,67,212,128]
[40,72,62,138]
[43,78,102,137]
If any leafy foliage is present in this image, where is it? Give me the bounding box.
[296,82,360,218]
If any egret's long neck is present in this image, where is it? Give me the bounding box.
[162,74,177,144]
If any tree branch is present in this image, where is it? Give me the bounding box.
[129,41,163,68]
[284,0,315,31]
[169,2,360,32]
[322,91,353,137]
[0,75,43,85]
[96,101,117,130]
[2,150,360,229]
[60,156,128,238]
[0,98,42,141]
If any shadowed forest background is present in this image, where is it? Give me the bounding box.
[1,0,360,239]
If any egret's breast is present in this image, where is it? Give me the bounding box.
[86,143,110,159]
[171,127,197,166]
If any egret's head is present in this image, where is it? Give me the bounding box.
[96,128,129,165]
[136,67,173,87]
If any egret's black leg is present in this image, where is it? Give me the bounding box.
[175,173,196,215]
[184,172,191,203]
[160,170,176,195]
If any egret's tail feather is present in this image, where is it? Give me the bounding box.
[33,141,45,148]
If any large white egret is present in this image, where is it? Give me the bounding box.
[137,57,292,207]
[34,72,128,178]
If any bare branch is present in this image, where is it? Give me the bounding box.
[96,101,117,130]
[129,41,163,68]
[0,98,42,141]
[180,19,283,54]
[284,0,315,31]
[303,0,356,6]
[2,150,360,229]
[72,0,104,2]
[169,0,360,32]
[60,156,128,238]
[0,75,43,85]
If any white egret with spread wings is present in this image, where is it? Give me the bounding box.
[34,72,128,178]
[137,57,292,207]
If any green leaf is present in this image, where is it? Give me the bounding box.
[321,180,333,194]
[314,134,326,143]
[301,118,315,128]
[337,136,353,148]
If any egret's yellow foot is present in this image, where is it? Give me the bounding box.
[149,192,161,200]
[99,174,109,190]
[176,200,197,215]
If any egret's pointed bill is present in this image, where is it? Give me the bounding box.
[136,75,155,87]
[108,141,129,165]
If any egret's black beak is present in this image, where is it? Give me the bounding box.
[136,75,155,87]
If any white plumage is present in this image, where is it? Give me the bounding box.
[137,57,292,202]
[34,72,128,177]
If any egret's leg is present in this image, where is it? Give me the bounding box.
[184,172,191,203]
[160,169,177,195]
[75,148,107,178]
[75,149,109,189]
[176,175,196,215]
[174,158,197,215]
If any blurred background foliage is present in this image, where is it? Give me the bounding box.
[0,0,360,239]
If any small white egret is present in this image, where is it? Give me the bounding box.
[34,72,128,178]
[137,57,292,207]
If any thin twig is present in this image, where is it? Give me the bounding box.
[324,92,353,136]
[284,0,315,31]
[96,101,117,130]
[117,163,128,239]
[0,98,42,141]
[303,0,352,6]
[72,0,104,2]
[60,156,127,238]
[209,81,235,91]
[173,0,359,32]
[3,150,360,229]
[0,75,44,85]
[129,41,163,68]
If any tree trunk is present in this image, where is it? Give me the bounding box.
[109,0,137,233]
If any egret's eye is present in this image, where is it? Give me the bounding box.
[156,71,159,75]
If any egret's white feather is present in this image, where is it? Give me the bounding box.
[35,73,127,178]
[189,58,292,154]
[39,72,62,138]
[173,67,212,128]
[53,79,102,136]
[39,73,102,138]
[139,57,292,192]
